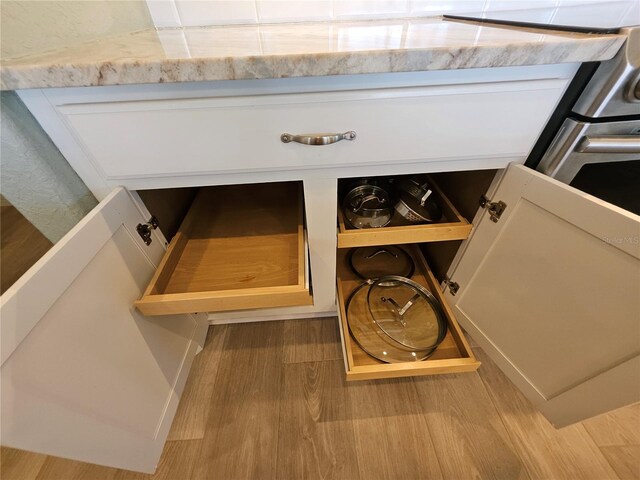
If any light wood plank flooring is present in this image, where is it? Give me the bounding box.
[0,205,52,294]
[2,318,639,480]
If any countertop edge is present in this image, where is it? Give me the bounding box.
[0,34,625,91]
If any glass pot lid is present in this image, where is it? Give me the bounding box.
[348,246,415,281]
[346,282,435,363]
[342,185,393,229]
[366,276,447,351]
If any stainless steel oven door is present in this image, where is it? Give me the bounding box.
[572,27,640,118]
[537,117,640,183]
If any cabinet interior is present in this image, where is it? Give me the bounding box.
[420,169,498,281]
[337,169,498,281]
[133,169,496,320]
[138,187,198,242]
[337,174,473,248]
[335,169,497,378]
[135,181,312,315]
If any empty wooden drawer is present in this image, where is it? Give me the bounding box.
[336,244,479,380]
[135,182,312,315]
[337,176,472,248]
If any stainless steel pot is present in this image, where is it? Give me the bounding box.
[394,178,442,223]
[343,185,393,229]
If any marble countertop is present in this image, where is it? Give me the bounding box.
[0,17,625,90]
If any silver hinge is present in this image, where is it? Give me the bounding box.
[136,216,159,245]
[479,195,507,223]
[444,277,460,296]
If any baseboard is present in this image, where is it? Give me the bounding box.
[208,309,337,325]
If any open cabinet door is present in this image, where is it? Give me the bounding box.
[446,164,640,428]
[1,188,208,473]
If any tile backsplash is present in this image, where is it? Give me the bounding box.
[147,0,626,27]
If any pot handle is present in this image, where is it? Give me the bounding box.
[281,131,356,145]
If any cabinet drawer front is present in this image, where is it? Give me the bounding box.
[135,182,312,315]
[336,244,479,381]
[58,79,568,179]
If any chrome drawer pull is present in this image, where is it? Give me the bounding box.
[281,131,356,145]
[576,135,640,154]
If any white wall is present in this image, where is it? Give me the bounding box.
[1,92,98,243]
[146,0,629,27]
[0,1,154,243]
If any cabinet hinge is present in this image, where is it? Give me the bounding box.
[444,277,460,296]
[479,195,507,223]
[136,216,159,246]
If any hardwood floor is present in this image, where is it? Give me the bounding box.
[2,318,639,480]
[0,205,52,294]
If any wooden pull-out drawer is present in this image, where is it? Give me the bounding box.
[336,245,479,380]
[135,182,312,315]
[337,176,472,248]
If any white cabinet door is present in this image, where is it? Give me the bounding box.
[447,164,640,427]
[1,188,208,473]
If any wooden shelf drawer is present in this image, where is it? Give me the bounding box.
[336,245,479,381]
[135,182,312,315]
[337,176,472,249]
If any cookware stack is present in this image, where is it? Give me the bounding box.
[341,175,443,230]
[345,245,448,363]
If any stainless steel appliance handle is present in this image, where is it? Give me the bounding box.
[625,71,640,103]
[281,131,356,145]
[576,135,640,154]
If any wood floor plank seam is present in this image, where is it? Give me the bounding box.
[167,326,228,441]
[408,376,448,480]
[473,347,621,480]
[276,360,360,480]
[582,403,640,448]
[472,365,537,479]
[473,348,573,480]
[598,445,640,480]
[575,423,627,480]
[599,446,625,480]
[412,371,531,479]
[191,322,285,480]
[273,361,284,480]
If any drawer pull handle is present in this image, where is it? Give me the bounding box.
[281,131,356,145]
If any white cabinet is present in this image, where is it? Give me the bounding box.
[53,78,567,179]
[444,164,640,427]
[1,188,208,473]
[4,62,639,472]
[17,63,579,197]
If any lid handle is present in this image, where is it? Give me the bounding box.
[350,193,386,213]
[381,293,421,326]
[365,248,399,259]
[419,189,433,207]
